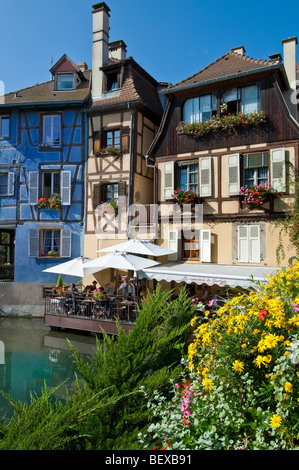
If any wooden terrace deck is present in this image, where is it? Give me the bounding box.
[44,295,138,335]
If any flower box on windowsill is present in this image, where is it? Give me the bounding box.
[239,185,279,211]
[99,147,121,157]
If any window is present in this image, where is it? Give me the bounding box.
[42,115,61,147]
[28,228,71,258]
[105,129,121,149]
[0,116,9,138]
[221,85,260,114]
[42,172,60,198]
[168,229,211,262]
[178,162,198,193]
[106,183,118,204]
[57,74,74,90]
[29,170,71,206]
[182,231,200,260]
[183,94,217,123]
[238,225,260,263]
[243,153,268,187]
[0,172,14,196]
[106,72,119,91]
[227,148,286,196]
[42,230,61,255]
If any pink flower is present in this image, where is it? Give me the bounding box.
[292,303,299,312]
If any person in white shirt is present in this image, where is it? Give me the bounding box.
[118,276,133,299]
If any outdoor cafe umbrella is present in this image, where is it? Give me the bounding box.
[83,251,161,304]
[97,238,175,257]
[83,251,160,276]
[42,256,96,278]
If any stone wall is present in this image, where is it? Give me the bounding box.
[0,283,47,317]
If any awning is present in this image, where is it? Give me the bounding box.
[139,262,280,289]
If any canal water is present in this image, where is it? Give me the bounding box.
[0,317,97,420]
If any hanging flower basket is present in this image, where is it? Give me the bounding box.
[239,184,279,206]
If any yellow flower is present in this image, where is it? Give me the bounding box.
[202,378,214,391]
[241,343,247,349]
[254,355,267,368]
[232,360,244,374]
[270,414,282,429]
[284,382,293,393]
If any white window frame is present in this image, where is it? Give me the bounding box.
[56,73,75,91]
[28,227,71,258]
[178,161,199,194]
[42,114,61,148]
[0,172,14,196]
[183,94,217,124]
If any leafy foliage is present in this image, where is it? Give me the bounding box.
[141,263,299,450]
[69,285,193,450]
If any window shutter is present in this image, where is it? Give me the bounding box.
[163,161,174,200]
[28,229,39,257]
[93,131,101,155]
[61,170,71,205]
[93,183,101,209]
[238,226,249,262]
[29,171,38,205]
[238,225,261,263]
[60,229,71,257]
[118,181,127,197]
[168,230,178,261]
[227,153,240,195]
[249,225,260,263]
[199,157,212,197]
[270,148,285,192]
[200,229,211,262]
[8,172,14,196]
[121,127,130,153]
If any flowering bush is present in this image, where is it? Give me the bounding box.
[37,193,61,211]
[48,193,61,211]
[93,289,104,300]
[140,262,299,450]
[239,183,279,205]
[172,188,198,204]
[37,197,49,209]
[176,111,267,138]
[100,146,120,156]
[97,200,118,215]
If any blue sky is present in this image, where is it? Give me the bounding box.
[0,0,298,93]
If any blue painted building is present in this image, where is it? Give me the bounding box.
[0,55,91,284]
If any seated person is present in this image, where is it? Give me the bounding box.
[104,281,115,297]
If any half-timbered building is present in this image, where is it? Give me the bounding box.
[84,3,163,282]
[0,55,90,295]
[143,37,299,298]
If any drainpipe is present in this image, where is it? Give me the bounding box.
[83,110,88,255]
[126,103,134,239]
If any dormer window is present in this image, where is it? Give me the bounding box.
[57,73,75,90]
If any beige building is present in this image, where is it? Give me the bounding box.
[142,38,299,298]
[84,2,163,286]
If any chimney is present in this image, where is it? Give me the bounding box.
[109,40,127,61]
[231,46,246,56]
[92,2,110,100]
[282,36,298,120]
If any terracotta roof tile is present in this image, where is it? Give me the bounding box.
[3,71,91,105]
[168,50,278,90]
[91,58,162,116]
